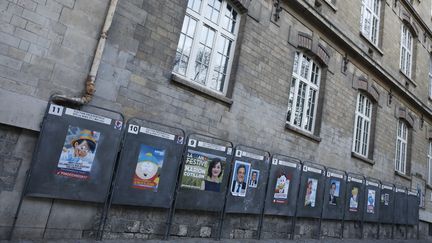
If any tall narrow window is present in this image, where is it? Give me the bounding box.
[395,120,408,174]
[429,56,432,99]
[400,25,413,78]
[428,141,432,185]
[360,0,381,45]
[173,0,239,94]
[352,93,372,157]
[286,52,321,134]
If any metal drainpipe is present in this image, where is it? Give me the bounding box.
[52,0,119,105]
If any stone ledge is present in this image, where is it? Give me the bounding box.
[351,152,375,165]
[322,0,337,12]
[399,70,418,88]
[359,32,384,56]
[284,123,321,142]
[394,170,412,181]
[171,74,233,107]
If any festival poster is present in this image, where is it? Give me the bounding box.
[367,189,376,213]
[132,144,165,192]
[272,170,291,204]
[180,150,225,192]
[248,169,259,188]
[329,179,340,205]
[230,160,251,197]
[349,187,359,212]
[57,126,100,180]
[304,178,317,207]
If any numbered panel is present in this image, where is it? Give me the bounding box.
[111,119,185,208]
[296,162,326,218]
[393,186,407,225]
[378,182,395,224]
[363,178,381,222]
[344,173,365,221]
[175,134,233,212]
[407,190,419,225]
[322,168,346,220]
[225,146,270,214]
[26,102,123,203]
[263,155,301,217]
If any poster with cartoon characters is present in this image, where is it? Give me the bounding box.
[57,126,100,180]
[180,150,225,192]
[132,144,165,192]
[273,170,290,204]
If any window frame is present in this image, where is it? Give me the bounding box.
[286,51,321,135]
[173,0,240,95]
[395,120,409,174]
[352,93,373,158]
[400,24,413,78]
[360,0,381,46]
[429,55,432,99]
[428,141,432,185]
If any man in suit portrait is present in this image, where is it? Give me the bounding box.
[231,164,247,196]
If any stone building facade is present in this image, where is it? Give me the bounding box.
[1,0,432,240]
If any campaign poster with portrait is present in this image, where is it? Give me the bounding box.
[273,170,290,204]
[304,178,318,207]
[230,160,251,197]
[349,186,359,212]
[132,144,165,192]
[329,179,340,205]
[180,150,225,192]
[57,126,100,180]
[248,169,260,188]
[381,193,390,206]
[367,189,376,213]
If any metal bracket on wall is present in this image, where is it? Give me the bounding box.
[273,0,282,22]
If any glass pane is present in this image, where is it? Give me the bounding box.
[287,78,297,122]
[293,52,300,75]
[305,88,316,132]
[300,56,310,79]
[188,0,202,13]
[294,81,307,126]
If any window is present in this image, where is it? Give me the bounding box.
[395,120,408,174]
[428,141,432,184]
[360,0,381,45]
[286,51,321,134]
[352,93,372,157]
[400,25,413,78]
[173,0,239,94]
[429,56,432,99]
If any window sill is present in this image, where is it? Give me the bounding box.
[322,0,337,12]
[285,123,321,143]
[399,70,418,88]
[351,152,375,165]
[394,170,412,181]
[171,74,233,106]
[426,183,432,190]
[359,32,384,56]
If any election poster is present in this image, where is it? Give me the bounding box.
[180,150,225,192]
[132,144,165,192]
[57,126,100,180]
[273,170,291,204]
[367,189,376,213]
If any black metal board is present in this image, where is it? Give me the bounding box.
[296,161,326,218]
[175,134,233,212]
[263,155,301,217]
[407,190,419,226]
[344,173,365,221]
[111,118,185,208]
[378,182,395,224]
[393,186,407,225]
[225,146,270,214]
[322,167,346,220]
[363,178,381,222]
[25,102,124,203]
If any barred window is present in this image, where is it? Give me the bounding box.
[360,0,381,45]
[395,120,408,174]
[173,0,239,94]
[352,93,372,157]
[400,25,413,78]
[286,52,321,134]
